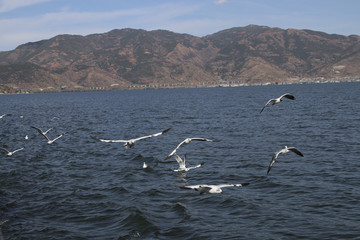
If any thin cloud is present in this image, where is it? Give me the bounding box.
[0,0,51,13]
[0,3,202,50]
[214,0,228,5]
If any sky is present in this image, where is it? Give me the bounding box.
[1,0,360,51]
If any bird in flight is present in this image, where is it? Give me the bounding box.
[0,147,24,156]
[267,146,304,175]
[0,114,12,119]
[165,137,216,160]
[31,126,63,144]
[180,183,250,194]
[172,153,205,172]
[91,128,171,148]
[260,93,295,113]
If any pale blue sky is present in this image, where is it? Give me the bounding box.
[1,0,359,51]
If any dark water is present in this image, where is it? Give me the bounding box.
[0,82,359,239]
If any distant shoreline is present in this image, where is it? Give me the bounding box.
[1,77,359,95]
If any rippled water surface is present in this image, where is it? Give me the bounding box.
[1,82,359,239]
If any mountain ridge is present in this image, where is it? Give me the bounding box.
[0,25,359,93]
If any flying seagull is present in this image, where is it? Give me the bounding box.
[165,137,216,160]
[31,126,63,144]
[267,146,304,175]
[0,114,12,119]
[260,93,295,113]
[0,147,24,156]
[172,153,205,172]
[180,183,250,194]
[91,128,171,148]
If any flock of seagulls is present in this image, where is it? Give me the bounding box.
[0,92,303,195]
[89,92,302,194]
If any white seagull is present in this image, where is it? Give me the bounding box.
[267,146,304,175]
[91,128,171,148]
[0,147,24,156]
[0,114,12,119]
[260,93,295,113]
[31,126,63,144]
[165,137,216,160]
[143,162,148,169]
[172,153,205,172]
[180,183,250,194]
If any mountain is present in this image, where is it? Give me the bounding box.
[0,25,359,93]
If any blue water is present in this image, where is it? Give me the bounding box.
[0,82,359,239]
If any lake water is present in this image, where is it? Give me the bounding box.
[0,82,359,239]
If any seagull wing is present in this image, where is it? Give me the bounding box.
[190,137,215,142]
[52,134,63,142]
[174,153,185,169]
[90,136,127,143]
[267,153,279,175]
[165,137,215,160]
[288,147,304,157]
[0,147,9,154]
[280,93,295,100]
[180,185,201,190]
[217,183,250,188]
[165,139,188,160]
[180,185,213,194]
[132,128,171,141]
[187,160,205,170]
[43,128,53,135]
[260,99,275,113]
[12,148,25,154]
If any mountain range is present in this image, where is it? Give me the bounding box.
[0,25,359,93]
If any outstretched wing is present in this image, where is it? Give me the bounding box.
[179,185,201,190]
[12,148,25,154]
[187,161,205,170]
[165,137,215,160]
[267,153,278,175]
[280,93,295,100]
[217,183,250,188]
[90,136,127,143]
[288,147,304,157]
[174,153,185,169]
[132,128,171,141]
[260,99,275,113]
[165,139,188,160]
[0,147,9,154]
[52,134,63,142]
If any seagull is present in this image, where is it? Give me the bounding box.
[31,126,63,144]
[267,146,304,175]
[91,128,171,148]
[0,147,24,156]
[0,114,12,119]
[143,162,148,169]
[260,93,295,113]
[180,183,250,194]
[172,153,205,172]
[165,137,216,160]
